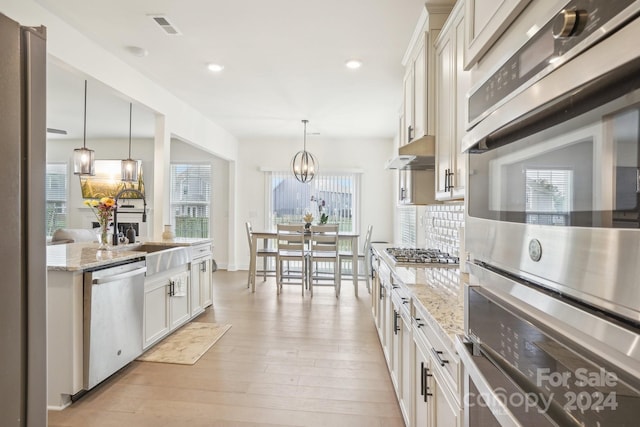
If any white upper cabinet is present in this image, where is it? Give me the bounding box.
[401,5,452,145]
[463,0,531,69]
[435,1,468,200]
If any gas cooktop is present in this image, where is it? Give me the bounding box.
[385,247,459,267]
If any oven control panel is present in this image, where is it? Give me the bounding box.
[468,0,638,128]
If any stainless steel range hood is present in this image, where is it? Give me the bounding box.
[385,135,436,170]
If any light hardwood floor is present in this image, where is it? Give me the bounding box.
[48,270,404,427]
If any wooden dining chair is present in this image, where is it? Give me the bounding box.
[308,224,340,297]
[275,223,307,295]
[339,224,373,293]
[245,222,277,288]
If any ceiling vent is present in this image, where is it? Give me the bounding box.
[148,14,182,35]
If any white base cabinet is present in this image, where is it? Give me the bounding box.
[190,242,214,317]
[371,250,463,426]
[143,265,191,349]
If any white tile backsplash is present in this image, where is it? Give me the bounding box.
[423,202,464,256]
[422,202,465,292]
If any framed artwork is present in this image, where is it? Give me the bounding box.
[80,160,145,199]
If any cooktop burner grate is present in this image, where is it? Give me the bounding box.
[385,247,459,266]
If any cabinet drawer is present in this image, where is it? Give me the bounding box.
[412,302,461,401]
[191,243,212,260]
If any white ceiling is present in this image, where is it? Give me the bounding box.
[40,0,437,141]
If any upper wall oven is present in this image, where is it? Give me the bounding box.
[464,0,640,324]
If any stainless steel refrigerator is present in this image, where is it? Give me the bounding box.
[0,12,47,427]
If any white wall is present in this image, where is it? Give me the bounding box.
[235,136,395,269]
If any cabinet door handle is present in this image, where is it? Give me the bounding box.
[420,361,425,398]
[168,280,174,297]
[400,187,406,200]
[408,125,414,142]
[393,310,400,335]
[421,362,433,402]
[448,170,455,191]
[431,347,449,366]
[414,317,424,328]
[201,262,207,273]
[444,168,449,191]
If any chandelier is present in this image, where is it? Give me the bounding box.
[291,119,318,183]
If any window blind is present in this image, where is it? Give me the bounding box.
[525,168,572,225]
[267,171,359,233]
[170,163,212,238]
[46,163,68,236]
[398,206,417,246]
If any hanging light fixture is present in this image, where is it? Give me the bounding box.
[291,119,318,183]
[121,103,138,182]
[73,80,95,175]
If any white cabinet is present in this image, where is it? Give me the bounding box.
[401,6,451,146]
[463,0,531,69]
[413,335,432,426]
[190,242,213,316]
[435,2,468,201]
[370,249,463,427]
[170,272,191,329]
[404,38,426,143]
[432,364,462,427]
[143,277,171,349]
[143,266,190,349]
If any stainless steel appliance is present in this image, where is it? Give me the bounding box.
[385,247,459,267]
[459,0,640,425]
[456,266,640,426]
[0,13,47,427]
[464,0,640,322]
[83,260,146,390]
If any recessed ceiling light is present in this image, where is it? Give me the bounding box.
[207,63,224,72]
[345,59,362,69]
[126,46,149,57]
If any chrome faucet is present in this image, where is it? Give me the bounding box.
[112,188,147,245]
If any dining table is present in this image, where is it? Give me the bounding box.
[248,228,360,296]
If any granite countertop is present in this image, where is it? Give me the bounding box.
[372,243,466,349]
[47,238,213,271]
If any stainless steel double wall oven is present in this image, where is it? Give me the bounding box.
[457,0,640,425]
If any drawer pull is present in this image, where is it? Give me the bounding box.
[414,317,424,328]
[431,347,449,366]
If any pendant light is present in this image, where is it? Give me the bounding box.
[73,80,95,175]
[121,103,138,182]
[291,119,318,183]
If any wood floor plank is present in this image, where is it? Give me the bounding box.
[48,270,403,426]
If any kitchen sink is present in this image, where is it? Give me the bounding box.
[131,244,191,276]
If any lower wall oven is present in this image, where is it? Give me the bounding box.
[456,263,640,426]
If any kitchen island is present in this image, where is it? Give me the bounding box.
[46,238,214,410]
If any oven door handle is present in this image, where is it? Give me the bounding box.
[455,336,521,427]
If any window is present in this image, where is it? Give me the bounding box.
[170,163,211,238]
[266,171,359,232]
[397,206,417,246]
[46,163,68,237]
[525,168,572,225]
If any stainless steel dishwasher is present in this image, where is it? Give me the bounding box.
[83,259,146,390]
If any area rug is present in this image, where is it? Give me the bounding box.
[137,322,232,365]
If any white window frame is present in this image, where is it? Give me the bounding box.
[170,162,212,238]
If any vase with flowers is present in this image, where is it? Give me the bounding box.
[84,197,116,249]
